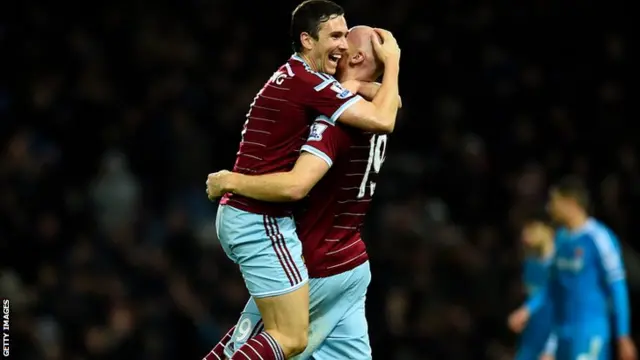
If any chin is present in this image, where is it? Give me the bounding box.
[324,66,337,75]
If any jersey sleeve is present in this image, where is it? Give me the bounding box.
[300,118,349,167]
[298,74,363,124]
[590,228,631,337]
[591,229,625,283]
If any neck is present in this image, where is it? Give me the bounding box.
[339,66,370,82]
[566,212,589,231]
[339,67,358,82]
[297,52,320,72]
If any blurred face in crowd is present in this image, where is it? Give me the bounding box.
[521,221,553,249]
[300,15,349,75]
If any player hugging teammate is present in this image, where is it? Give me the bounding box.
[204,1,402,359]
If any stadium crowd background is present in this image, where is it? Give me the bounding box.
[1,0,637,359]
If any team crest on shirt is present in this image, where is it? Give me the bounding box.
[330,82,352,99]
[308,122,328,141]
[574,247,583,257]
[556,247,585,272]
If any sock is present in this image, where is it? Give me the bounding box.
[203,326,236,360]
[229,332,286,360]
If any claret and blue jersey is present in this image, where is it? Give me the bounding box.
[526,218,630,360]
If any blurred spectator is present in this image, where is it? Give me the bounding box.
[90,151,141,233]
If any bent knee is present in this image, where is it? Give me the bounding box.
[277,331,308,356]
[266,321,309,356]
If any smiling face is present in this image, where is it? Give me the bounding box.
[300,15,349,75]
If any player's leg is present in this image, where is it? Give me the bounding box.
[226,273,344,360]
[225,262,372,360]
[249,285,310,358]
[306,261,372,360]
[223,299,265,358]
[226,278,326,360]
[573,335,609,360]
[514,346,540,360]
[216,205,309,359]
[556,333,609,360]
[289,276,346,359]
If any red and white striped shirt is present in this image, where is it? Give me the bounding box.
[221,55,362,217]
[295,118,389,278]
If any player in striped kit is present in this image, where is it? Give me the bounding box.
[206,26,399,359]
[206,0,402,358]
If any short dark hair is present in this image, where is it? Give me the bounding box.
[290,0,344,53]
[552,175,590,210]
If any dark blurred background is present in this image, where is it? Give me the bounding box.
[1,0,637,359]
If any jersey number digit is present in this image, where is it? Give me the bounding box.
[357,134,388,199]
[235,318,253,342]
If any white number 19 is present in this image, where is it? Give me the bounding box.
[357,135,388,199]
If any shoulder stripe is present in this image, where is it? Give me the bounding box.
[314,78,335,92]
[314,115,334,126]
[290,54,333,81]
[301,145,333,168]
[588,225,625,282]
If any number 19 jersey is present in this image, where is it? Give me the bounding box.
[295,118,389,278]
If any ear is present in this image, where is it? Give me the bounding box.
[350,51,365,65]
[300,32,315,51]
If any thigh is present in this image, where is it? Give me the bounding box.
[310,299,371,360]
[216,205,308,298]
[307,262,372,360]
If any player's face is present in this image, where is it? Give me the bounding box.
[521,222,551,248]
[336,40,353,76]
[313,15,348,75]
[547,190,568,223]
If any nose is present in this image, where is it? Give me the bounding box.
[338,37,348,50]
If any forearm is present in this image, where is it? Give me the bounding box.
[227,172,303,202]
[358,82,402,108]
[609,279,631,337]
[371,62,400,126]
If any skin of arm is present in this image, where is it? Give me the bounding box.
[337,61,400,134]
[221,153,330,202]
